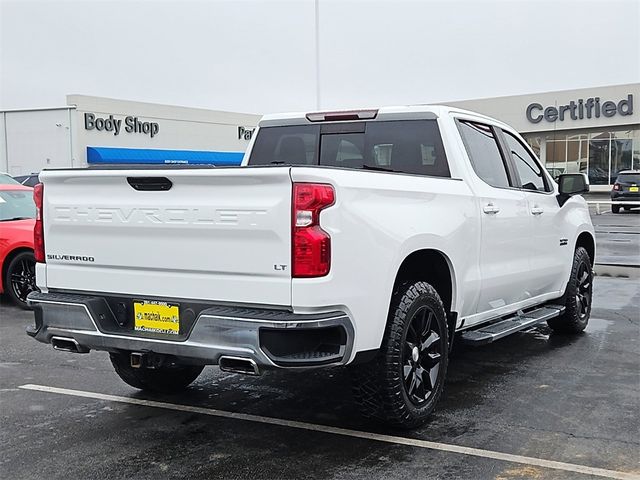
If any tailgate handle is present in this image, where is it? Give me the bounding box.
[127,177,173,191]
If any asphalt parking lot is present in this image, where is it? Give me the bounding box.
[590,207,639,269]
[1,213,639,480]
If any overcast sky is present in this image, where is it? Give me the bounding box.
[1,0,639,114]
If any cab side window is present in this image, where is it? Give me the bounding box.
[457,120,511,188]
[503,131,550,192]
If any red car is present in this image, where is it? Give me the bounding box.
[0,184,37,308]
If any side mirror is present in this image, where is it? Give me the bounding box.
[558,173,589,195]
[557,173,589,206]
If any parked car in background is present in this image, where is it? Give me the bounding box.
[0,172,21,185]
[611,170,640,213]
[13,173,40,188]
[0,184,37,308]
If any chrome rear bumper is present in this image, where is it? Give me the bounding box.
[27,291,354,369]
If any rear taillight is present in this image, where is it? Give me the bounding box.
[613,183,621,191]
[292,183,335,277]
[33,183,45,263]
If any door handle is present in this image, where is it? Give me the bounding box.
[531,206,544,215]
[483,203,500,214]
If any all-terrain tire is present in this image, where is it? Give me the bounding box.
[547,246,593,334]
[110,352,204,393]
[350,281,449,429]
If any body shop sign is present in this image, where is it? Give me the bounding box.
[84,113,159,138]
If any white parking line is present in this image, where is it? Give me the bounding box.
[19,384,639,480]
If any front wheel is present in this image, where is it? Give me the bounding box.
[5,251,37,309]
[110,352,204,393]
[350,281,449,429]
[548,246,593,334]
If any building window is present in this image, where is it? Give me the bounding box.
[523,128,638,186]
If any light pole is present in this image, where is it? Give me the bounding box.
[315,0,321,109]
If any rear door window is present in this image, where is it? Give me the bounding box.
[248,120,450,178]
[457,120,511,188]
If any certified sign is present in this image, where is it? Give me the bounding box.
[526,94,633,124]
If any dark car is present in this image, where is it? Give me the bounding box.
[13,173,40,188]
[611,170,640,213]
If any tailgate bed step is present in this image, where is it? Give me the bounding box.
[461,305,565,346]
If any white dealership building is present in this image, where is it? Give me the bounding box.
[0,95,260,175]
[1,84,638,192]
[447,83,639,191]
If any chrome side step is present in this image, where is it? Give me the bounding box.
[461,305,565,346]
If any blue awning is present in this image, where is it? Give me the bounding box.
[87,147,244,166]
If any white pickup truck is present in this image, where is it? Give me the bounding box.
[27,106,595,428]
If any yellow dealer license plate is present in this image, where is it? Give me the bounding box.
[134,300,180,335]
[630,186,639,192]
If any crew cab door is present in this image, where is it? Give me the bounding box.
[499,129,568,297]
[456,120,533,318]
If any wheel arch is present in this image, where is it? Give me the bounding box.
[392,249,457,338]
[575,231,595,266]
[1,247,34,294]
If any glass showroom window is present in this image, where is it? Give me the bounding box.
[545,137,567,179]
[525,128,638,186]
[633,129,640,172]
[524,133,570,181]
[566,134,589,174]
[588,131,634,185]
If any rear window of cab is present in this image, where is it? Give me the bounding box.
[248,120,450,178]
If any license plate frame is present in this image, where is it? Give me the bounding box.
[133,300,180,335]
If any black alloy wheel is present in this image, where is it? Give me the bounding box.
[350,281,449,428]
[6,251,37,309]
[548,246,592,334]
[575,260,592,320]
[402,305,442,405]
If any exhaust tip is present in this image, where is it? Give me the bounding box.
[51,336,89,354]
[219,356,260,376]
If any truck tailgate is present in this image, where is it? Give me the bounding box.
[39,167,292,306]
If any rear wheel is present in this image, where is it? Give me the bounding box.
[109,352,204,393]
[612,204,620,213]
[5,251,37,309]
[548,246,592,334]
[350,281,449,429]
